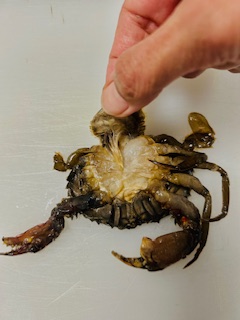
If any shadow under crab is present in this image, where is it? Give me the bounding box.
[1,110,229,271]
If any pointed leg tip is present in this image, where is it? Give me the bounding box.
[111,250,125,262]
[184,255,198,269]
[0,251,16,256]
[111,250,116,255]
[111,250,119,258]
[112,250,145,269]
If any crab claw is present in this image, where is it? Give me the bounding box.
[1,216,64,256]
[112,230,198,271]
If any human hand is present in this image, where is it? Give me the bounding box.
[101,0,240,117]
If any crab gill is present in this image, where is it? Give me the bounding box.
[107,131,126,169]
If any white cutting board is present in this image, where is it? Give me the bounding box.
[0,1,239,320]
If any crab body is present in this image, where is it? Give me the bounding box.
[1,110,229,271]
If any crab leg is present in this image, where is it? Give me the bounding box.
[196,162,230,222]
[166,173,212,268]
[1,212,64,256]
[112,230,198,271]
[112,190,201,270]
[1,193,104,256]
[154,142,209,171]
[53,148,90,171]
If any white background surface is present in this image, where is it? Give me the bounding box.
[0,1,240,320]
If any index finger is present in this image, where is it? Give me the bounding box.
[105,0,181,85]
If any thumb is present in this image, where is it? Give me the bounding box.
[102,2,217,117]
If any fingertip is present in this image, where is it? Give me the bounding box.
[101,82,128,116]
[101,82,140,117]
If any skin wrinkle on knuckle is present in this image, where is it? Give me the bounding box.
[134,15,159,35]
[124,0,180,23]
[126,8,159,36]
[197,10,240,68]
[208,24,240,67]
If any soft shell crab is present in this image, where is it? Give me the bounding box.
[1,110,229,270]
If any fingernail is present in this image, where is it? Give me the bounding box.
[101,82,129,116]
